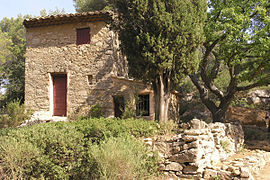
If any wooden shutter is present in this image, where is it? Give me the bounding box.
[76,28,90,45]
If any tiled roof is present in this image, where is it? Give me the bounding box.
[23,11,110,28]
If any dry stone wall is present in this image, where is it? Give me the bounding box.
[145,119,246,179]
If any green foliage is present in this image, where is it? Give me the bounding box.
[89,135,158,179]
[111,0,207,83]
[110,0,207,121]
[89,104,104,118]
[220,140,231,153]
[0,99,32,128]
[0,118,168,179]
[0,137,42,179]
[39,7,66,17]
[73,0,109,12]
[190,0,270,122]
[0,16,26,107]
[74,117,173,142]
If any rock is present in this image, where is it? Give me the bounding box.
[158,164,166,171]
[184,129,207,135]
[165,162,183,172]
[226,107,268,127]
[153,142,168,154]
[182,135,199,142]
[183,164,199,175]
[169,149,203,163]
[247,89,270,104]
[217,170,233,180]
[188,118,208,129]
[182,141,199,150]
[240,167,251,178]
[203,169,218,179]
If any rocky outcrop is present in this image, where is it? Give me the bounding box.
[145,119,245,179]
[226,107,269,127]
[247,89,270,105]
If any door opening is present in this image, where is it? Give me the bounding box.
[113,96,125,118]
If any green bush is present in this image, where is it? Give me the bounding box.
[0,137,42,179]
[0,117,166,179]
[90,135,158,180]
[89,104,104,118]
[0,99,32,128]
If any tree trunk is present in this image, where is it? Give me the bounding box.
[210,95,234,122]
[211,109,227,122]
[152,73,171,122]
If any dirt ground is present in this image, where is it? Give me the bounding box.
[255,161,270,180]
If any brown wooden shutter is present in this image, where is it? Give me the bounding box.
[76,28,90,45]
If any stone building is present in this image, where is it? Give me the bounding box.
[23,11,179,121]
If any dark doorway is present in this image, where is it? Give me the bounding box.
[53,74,67,116]
[113,96,125,118]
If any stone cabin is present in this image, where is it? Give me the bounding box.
[23,11,179,121]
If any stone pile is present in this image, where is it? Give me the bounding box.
[144,119,245,179]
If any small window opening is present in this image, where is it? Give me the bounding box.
[88,75,93,85]
[136,94,150,116]
[77,27,90,45]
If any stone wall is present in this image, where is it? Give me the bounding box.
[145,119,245,179]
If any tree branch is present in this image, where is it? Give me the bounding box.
[200,50,224,99]
[189,74,218,112]
[236,82,261,91]
[210,51,221,81]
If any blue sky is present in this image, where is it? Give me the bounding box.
[0,0,76,20]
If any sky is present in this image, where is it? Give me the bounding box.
[0,0,76,20]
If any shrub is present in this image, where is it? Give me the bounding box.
[0,136,42,179]
[1,122,87,179]
[89,104,104,118]
[0,99,32,128]
[0,117,166,179]
[89,135,158,180]
[74,117,172,142]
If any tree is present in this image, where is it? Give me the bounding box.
[190,0,270,122]
[73,0,108,12]
[40,7,65,17]
[0,16,26,106]
[110,0,207,122]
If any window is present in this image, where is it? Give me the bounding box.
[136,94,150,116]
[76,27,90,45]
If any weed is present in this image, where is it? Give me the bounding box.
[220,140,231,153]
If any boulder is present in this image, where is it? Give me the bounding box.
[226,107,268,127]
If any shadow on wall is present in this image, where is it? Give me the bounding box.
[68,33,135,119]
